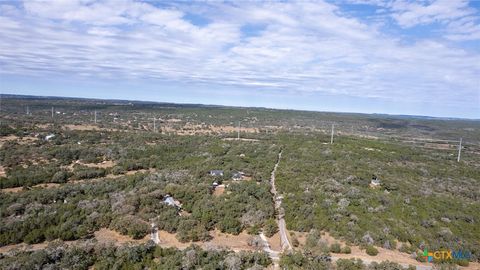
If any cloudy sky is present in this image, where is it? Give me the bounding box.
[0,0,479,118]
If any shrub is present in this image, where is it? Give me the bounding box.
[336,258,365,270]
[366,245,378,256]
[111,166,125,175]
[369,261,408,269]
[51,170,70,183]
[218,216,242,235]
[73,167,106,180]
[129,224,151,239]
[247,225,261,235]
[110,216,150,240]
[456,260,469,267]
[399,243,413,254]
[305,229,320,249]
[291,235,300,247]
[330,242,341,253]
[263,219,278,237]
[0,124,15,136]
[341,246,352,254]
[24,229,45,244]
[280,252,307,268]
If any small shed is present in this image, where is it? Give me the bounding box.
[163,195,182,208]
[209,170,224,177]
[370,176,381,188]
[45,134,56,141]
[232,171,245,181]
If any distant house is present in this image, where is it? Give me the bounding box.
[232,171,245,181]
[370,176,381,188]
[163,195,182,208]
[209,170,224,177]
[45,134,55,141]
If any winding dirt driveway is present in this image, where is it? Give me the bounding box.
[269,150,292,252]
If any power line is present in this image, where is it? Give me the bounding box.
[330,124,334,144]
[457,138,462,162]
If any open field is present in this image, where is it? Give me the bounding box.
[0,95,479,269]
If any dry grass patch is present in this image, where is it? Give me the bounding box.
[64,124,100,131]
[0,135,38,147]
[157,230,190,250]
[213,185,225,196]
[94,228,149,246]
[167,118,182,123]
[0,166,6,177]
[156,229,257,252]
[205,229,256,252]
[223,138,260,142]
[82,160,116,168]
[161,124,259,136]
[0,187,24,193]
[266,232,282,251]
[0,241,49,254]
[63,124,120,132]
[63,160,116,172]
[32,183,62,189]
[424,142,453,150]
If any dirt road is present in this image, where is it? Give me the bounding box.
[259,233,280,260]
[151,223,160,244]
[269,150,292,252]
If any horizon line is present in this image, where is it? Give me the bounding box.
[1,92,479,121]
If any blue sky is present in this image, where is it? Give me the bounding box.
[0,0,479,118]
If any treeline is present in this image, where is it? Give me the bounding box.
[280,253,418,270]
[0,241,272,269]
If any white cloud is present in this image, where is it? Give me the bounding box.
[444,15,480,41]
[140,9,184,26]
[386,0,480,41]
[390,0,475,27]
[0,0,478,109]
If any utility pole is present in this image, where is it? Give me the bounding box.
[330,124,334,144]
[51,107,54,118]
[94,110,97,124]
[26,106,29,115]
[237,121,240,140]
[153,117,156,132]
[457,138,462,162]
